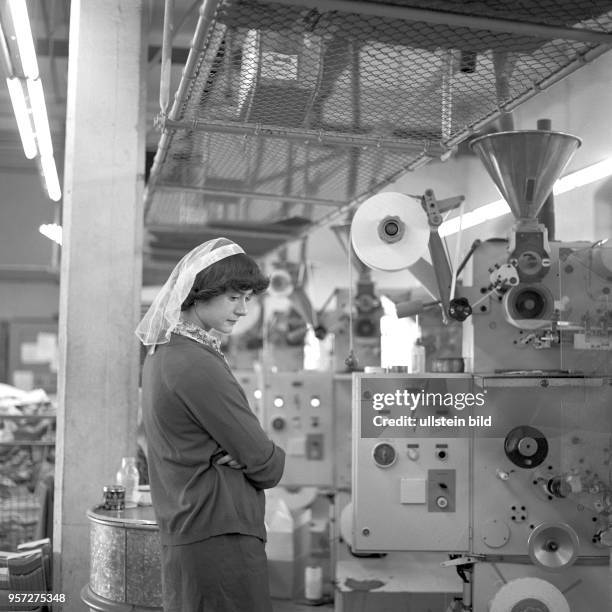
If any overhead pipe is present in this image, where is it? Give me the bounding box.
[160,0,175,116]
[162,118,426,152]
[145,0,224,216]
[441,50,453,141]
[156,183,345,207]
[146,223,299,242]
[241,137,265,222]
[270,0,612,45]
[493,50,516,133]
[165,0,224,123]
[150,0,200,67]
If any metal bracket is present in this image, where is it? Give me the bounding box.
[421,189,464,227]
[441,555,484,567]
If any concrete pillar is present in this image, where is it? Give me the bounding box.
[55,2,147,608]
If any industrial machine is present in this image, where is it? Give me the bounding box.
[469,374,612,610]
[350,127,612,610]
[261,370,335,488]
[464,129,612,375]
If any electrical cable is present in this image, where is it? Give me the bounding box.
[347,221,355,365]
[449,201,465,300]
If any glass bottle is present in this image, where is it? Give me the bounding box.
[116,456,139,507]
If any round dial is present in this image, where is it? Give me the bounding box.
[504,425,548,468]
[372,442,397,468]
[271,416,286,431]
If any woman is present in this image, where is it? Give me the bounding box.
[135,237,286,612]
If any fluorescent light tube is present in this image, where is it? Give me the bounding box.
[5,77,37,158]
[39,223,63,246]
[440,199,509,236]
[7,0,38,78]
[40,154,62,201]
[553,158,612,195]
[26,77,61,199]
[440,158,612,237]
[26,77,53,157]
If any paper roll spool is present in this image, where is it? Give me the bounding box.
[350,192,429,271]
[275,486,318,512]
[527,522,579,571]
[269,268,294,297]
[339,501,354,548]
[488,577,569,612]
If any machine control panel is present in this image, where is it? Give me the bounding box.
[262,371,334,487]
[352,373,472,552]
[472,375,612,560]
[427,469,456,513]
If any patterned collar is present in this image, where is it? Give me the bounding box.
[173,320,224,356]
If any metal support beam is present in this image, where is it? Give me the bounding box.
[0,264,59,282]
[146,224,299,241]
[149,0,200,66]
[144,0,224,216]
[252,150,339,188]
[270,0,612,45]
[162,118,429,153]
[156,183,345,207]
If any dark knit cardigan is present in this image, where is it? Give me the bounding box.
[141,333,285,545]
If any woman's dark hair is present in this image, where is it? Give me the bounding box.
[181,253,270,310]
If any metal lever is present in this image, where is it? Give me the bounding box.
[421,189,465,320]
[440,555,484,567]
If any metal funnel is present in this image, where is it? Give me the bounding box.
[469,130,581,221]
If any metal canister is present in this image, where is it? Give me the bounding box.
[102,484,126,511]
[430,357,465,373]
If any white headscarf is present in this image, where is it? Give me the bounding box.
[135,237,244,347]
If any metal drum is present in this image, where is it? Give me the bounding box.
[81,505,162,611]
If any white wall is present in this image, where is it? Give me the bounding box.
[0,169,60,322]
[0,169,57,266]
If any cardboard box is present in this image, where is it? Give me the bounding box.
[265,502,312,599]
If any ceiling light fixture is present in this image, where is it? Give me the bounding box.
[0,0,62,201]
[39,223,63,246]
[439,157,612,237]
[7,0,38,78]
[5,77,37,158]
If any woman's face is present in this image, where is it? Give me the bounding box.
[194,289,253,334]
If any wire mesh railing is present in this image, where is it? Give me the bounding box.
[145,0,612,249]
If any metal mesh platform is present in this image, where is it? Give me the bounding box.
[145,0,612,261]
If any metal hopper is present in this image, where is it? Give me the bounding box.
[469,130,582,223]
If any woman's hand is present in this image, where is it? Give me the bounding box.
[215,453,245,470]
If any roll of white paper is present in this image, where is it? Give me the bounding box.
[351,192,429,271]
[489,577,569,612]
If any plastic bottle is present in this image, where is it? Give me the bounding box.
[304,561,323,601]
[116,456,139,507]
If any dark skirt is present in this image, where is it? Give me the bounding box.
[161,533,273,612]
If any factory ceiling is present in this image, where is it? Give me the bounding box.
[146,0,612,272]
[2,1,612,280]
